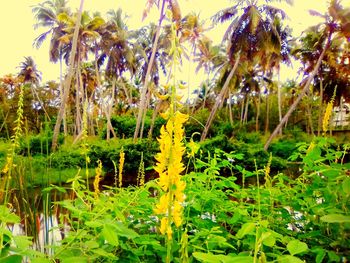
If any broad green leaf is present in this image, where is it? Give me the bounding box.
[0,205,20,224]
[114,222,139,239]
[193,252,253,263]
[278,255,304,263]
[261,232,276,247]
[192,252,219,263]
[12,235,33,250]
[61,257,88,263]
[327,251,340,262]
[320,214,350,223]
[85,221,103,228]
[287,240,308,255]
[342,178,350,194]
[236,223,256,239]
[102,224,119,247]
[316,249,326,263]
[0,255,23,263]
[84,240,99,249]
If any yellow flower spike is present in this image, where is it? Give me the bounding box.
[160,217,168,235]
[172,201,183,227]
[93,160,102,199]
[166,225,173,240]
[154,193,170,215]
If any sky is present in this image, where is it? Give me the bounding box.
[0,0,348,86]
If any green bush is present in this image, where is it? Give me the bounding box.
[101,114,166,139]
[18,133,64,156]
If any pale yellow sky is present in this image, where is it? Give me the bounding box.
[0,0,348,86]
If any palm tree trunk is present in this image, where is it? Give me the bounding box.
[59,56,67,136]
[140,90,151,139]
[255,93,260,132]
[243,94,249,124]
[264,92,269,134]
[51,0,84,151]
[133,0,166,142]
[306,92,314,135]
[264,33,331,150]
[317,78,324,136]
[229,92,233,125]
[200,54,240,141]
[148,101,162,139]
[240,97,244,125]
[277,68,282,135]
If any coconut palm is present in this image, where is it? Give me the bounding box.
[134,0,182,141]
[52,0,84,151]
[131,23,173,139]
[56,11,105,135]
[32,0,71,62]
[17,56,54,123]
[264,0,350,150]
[33,0,72,135]
[200,0,291,141]
[97,9,136,139]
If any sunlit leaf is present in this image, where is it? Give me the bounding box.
[287,240,308,255]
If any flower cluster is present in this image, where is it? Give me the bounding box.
[93,160,102,199]
[154,110,188,240]
[118,147,125,188]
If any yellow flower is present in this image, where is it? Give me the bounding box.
[93,160,102,199]
[118,148,125,188]
[172,201,182,227]
[166,225,173,240]
[187,139,200,158]
[154,110,188,240]
[160,217,168,235]
[154,193,169,215]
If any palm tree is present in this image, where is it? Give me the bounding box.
[132,23,172,139]
[133,0,182,142]
[200,0,291,141]
[33,0,71,135]
[17,57,54,122]
[180,12,207,108]
[264,0,350,150]
[192,36,226,111]
[52,0,84,151]
[56,10,105,136]
[97,9,136,140]
[32,0,71,62]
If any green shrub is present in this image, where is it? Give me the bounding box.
[101,114,166,139]
[18,133,64,156]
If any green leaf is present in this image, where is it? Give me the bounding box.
[61,257,89,263]
[278,255,305,263]
[114,222,139,239]
[12,235,33,250]
[0,255,23,263]
[320,214,350,223]
[236,223,256,239]
[102,224,119,247]
[193,252,219,263]
[342,178,350,195]
[84,240,99,249]
[261,232,276,247]
[287,240,308,255]
[311,248,326,263]
[193,252,253,263]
